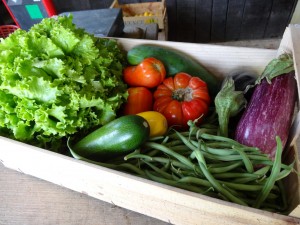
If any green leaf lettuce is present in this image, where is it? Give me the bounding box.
[0,15,128,151]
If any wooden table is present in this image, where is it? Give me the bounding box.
[0,163,169,225]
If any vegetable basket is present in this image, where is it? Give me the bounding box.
[1,24,300,225]
[0,25,19,39]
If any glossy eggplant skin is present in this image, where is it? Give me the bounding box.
[234,72,297,159]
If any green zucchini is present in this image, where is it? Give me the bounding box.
[127,44,221,96]
[70,115,150,160]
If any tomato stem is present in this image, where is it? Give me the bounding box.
[172,88,193,101]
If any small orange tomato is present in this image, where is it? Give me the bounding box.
[123,57,166,88]
[122,87,153,115]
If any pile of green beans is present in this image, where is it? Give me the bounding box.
[103,121,295,214]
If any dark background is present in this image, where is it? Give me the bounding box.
[0,0,298,43]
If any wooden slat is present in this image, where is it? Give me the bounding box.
[239,0,273,40]
[176,0,196,42]
[211,0,228,42]
[225,0,246,41]
[195,0,212,43]
[165,0,177,41]
[264,0,297,39]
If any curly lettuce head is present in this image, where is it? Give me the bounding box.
[0,16,128,151]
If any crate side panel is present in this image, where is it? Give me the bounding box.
[116,38,277,77]
[0,137,299,225]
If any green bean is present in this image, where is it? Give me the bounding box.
[161,135,170,144]
[146,149,160,157]
[190,140,236,156]
[145,170,208,194]
[161,159,171,172]
[144,142,195,169]
[196,131,244,146]
[124,152,153,161]
[206,161,240,168]
[221,183,248,199]
[232,146,254,173]
[198,162,248,206]
[208,161,244,173]
[194,149,247,167]
[205,142,234,148]
[277,180,288,212]
[253,136,282,208]
[148,157,192,171]
[193,142,207,168]
[213,172,260,180]
[142,160,175,180]
[232,166,270,184]
[251,160,293,170]
[170,166,186,178]
[167,145,192,155]
[237,197,284,211]
[274,161,294,181]
[177,176,211,187]
[168,131,190,139]
[174,132,213,174]
[170,164,198,178]
[218,193,230,202]
[114,163,147,177]
[191,150,270,162]
[220,181,279,192]
[148,136,165,141]
[165,140,185,147]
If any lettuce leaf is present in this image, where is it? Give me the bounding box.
[0,15,128,151]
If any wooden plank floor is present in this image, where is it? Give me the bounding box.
[0,164,169,225]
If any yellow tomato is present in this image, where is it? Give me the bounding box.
[137,111,168,137]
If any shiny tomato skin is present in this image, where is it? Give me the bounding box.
[181,99,209,125]
[123,57,166,88]
[173,72,191,89]
[161,100,183,128]
[122,87,153,115]
[153,72,211,129]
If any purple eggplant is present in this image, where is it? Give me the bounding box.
[234,54,297,159]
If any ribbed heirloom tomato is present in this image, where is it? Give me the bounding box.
[153,72,210,129]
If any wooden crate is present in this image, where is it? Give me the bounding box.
[0,25,300,225]
[110,0,167,30]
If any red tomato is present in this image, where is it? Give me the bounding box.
[123,57,166,88]
[153,72,210,129]
[122,87,153,115]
